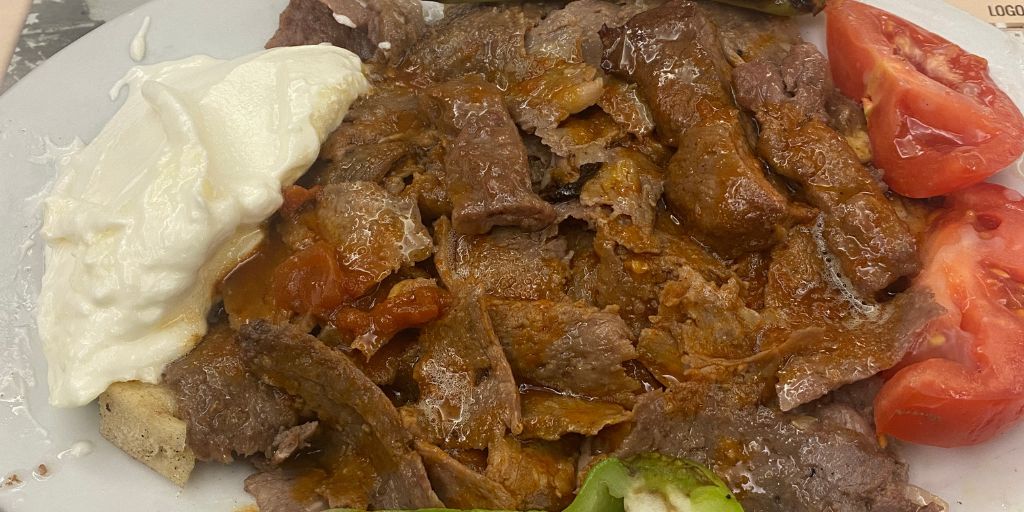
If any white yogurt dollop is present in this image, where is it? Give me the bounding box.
[38,45,369,407]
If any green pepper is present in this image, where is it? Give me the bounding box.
[433,0,825,16]
[566,455,744,512]
[328,454,742,512]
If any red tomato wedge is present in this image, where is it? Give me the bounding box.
[826,0,1024,198]
[875,183,1024,447]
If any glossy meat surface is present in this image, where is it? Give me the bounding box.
[409,297,522,450]
[486,298,642,404]
[425,77,556,235]
[601,0,797,254]
[238,320,441,509]
[617,382,938,512]
[202,2,952,508]
[164,322,298,463]
[755,103,920,296]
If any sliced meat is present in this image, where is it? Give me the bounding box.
[238,320,441,509]
[485,298,641,404]
[269,421,319,465]
[600,0,735,145]
[636,267,764,386]
[309,86,444,189]
[245,470,328,512]
[486,437,578,512]
[345,329,420,389]
[266,0,375,59]
[410,296,522,449]
[601,1,797,255]
[826,89,872,161]
[282,182,433,286]
[616,382,938,512]
[401,169,452,222]
[312,140,415,185]
[699,0,799,66]
[591,215,732,336]
[754,103,920,296]
[424,77,556,235]
[764,226,941,410]
[507,61,606,146]
[163,322,298,463]
[598,79,655,136]
[520,389,632,441]
[415,441,517,510]
[526,0,646,68]
[540,108,625,166]
[316,0,425,64]
[434,217,570,301]
[664,108,800,255]
[322,88,431,151]
[579,148,664,253]
[403,5,537,85]
[778,42,830,118]
[731,41,829,122]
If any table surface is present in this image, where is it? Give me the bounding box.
[1,0,147,93]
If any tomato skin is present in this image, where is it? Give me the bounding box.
[826,0,1024,198]
[875,184,1024,446]
[271,241,375,319]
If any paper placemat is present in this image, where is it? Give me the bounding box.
[946,0,1024,42]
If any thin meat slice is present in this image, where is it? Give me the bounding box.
[415,441,517,510]
[424,77,556,235]
[486,437,578,512]
[269,421,319,465]
[238,320,441,509]
[616,382,942,512]
[732,42,830,121]
[579,148,664,253]
[728,34,874,164]
[598,79,655,136]
[410,296,522,449]
[764,226,940,410]
[665,107,802,256]
[316,0,425,64]
[315,182,433,282]
[403,5,538,86]
[635,267,765,386]
[526,0,647,68]
[591,215,733,336]
[600,0,797,255]
[434,217,570,302]
[485,298,641,405]
[311,86,442,186]
[245,470,328,512]
[506,61,606,151]
[753,103,920,296]
[699,1,798,66]
[163,322,299,463]
[520,389,632,441]
[600,0,735,145]
[267,0,375,59]
[540,109,626,167]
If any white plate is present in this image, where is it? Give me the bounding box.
[1,1,1022,511]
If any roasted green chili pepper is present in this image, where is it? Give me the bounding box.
[328,454,743,512]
